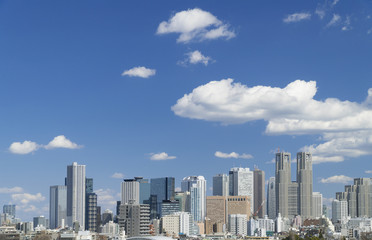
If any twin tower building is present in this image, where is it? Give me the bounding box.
[274,152,313,219]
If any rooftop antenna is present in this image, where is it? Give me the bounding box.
[277,147,280,153]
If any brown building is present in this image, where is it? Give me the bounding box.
[206,196,251,234]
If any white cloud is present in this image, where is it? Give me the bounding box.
[215,151,253,159]
[172,78,372,163]
[44,135,82,149]
[9,135,82,154]
[365,170,372,174]
[179,50,212,66]
[121,66,156,78]
[368,28,372,35]
[326,14,341,28]
[9,141,39,154]
[341,16,352,31]
[111,173,124,179]
[315,8,326,20]
[0,187,23,194]
[157,8,235,43]
[96,188,117,211]
[11,193,45,204]
[150,152,176,161]
[320,175,353,184]
[283,13,311,23]
[332,0,340,6]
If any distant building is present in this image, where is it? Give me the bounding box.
[118,201,150,237]
[50,185,67,229]
[253,168,265,218]
[275,152,291,218]
[135,177,151,204]
[85,193,97,231]
[150,177,175,219]
[121,179,140,205]
[332,199,348,223]
[227,196,251,220]
[312,192,323,218]
[33,216,47,228]
[206,196,226,233]
[102,209,113,225]
[228,214,247,236]
[174,192,190,212]
[229,167,253,212]
[213,174,229,196]
[297,152,313,219]
[3,205,16,218]
[267,177,276,219]
[160,200,180,217]
[67,162,86,229]
[181,176,206,222]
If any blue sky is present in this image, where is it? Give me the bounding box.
[1,0,372,221]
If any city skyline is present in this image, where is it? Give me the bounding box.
[1,0,372,222]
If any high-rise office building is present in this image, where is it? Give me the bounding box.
[102,209,113,225]
[229,168,254,212]
[85,178,97,231]
[96,206,101,232]
[332,199,348,223]
[267,177,276,219]
[118,202,150,237]
[336,178,372,218]
[227,196,251,220]
[297,152,313,218]
[228,214,247,236]
[253,168,265,218]
[3,205,16,218]
[121,179,140,205]
[67,162,86,228]
[33,216,47,228]
[181,176,206,222]
[150,177,175,219]
[213,174,229,196]
[174,191,190,212]
[49,185,67,229]
[312,192,323,218]
[134,177,151,204]
[275,152,291,218]
[161,200,180,217]
[288,182,298,217]
[206,196,226,233]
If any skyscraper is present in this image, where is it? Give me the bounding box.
[275,152,291,218]
[332,199,348,223]
[267,177,276,219]
[49,185,67,229]
[312,192,323,218]
[134,177,151,204]
[297,152,313,218]
[85,178,97,231]
[150,177,175,219]
[229,167,254,212]
[213,174,229,196]
[67,162,86,229]
[253,168,265,218]
[181,176,206,222]
[121,179,140,204]
[3,205,16,218]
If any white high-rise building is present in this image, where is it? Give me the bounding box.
[229,167,254,212]
[213,174,229,196]
[312,192,323,218]
[228,214,247,236]
[66,162,86,229]
[275,153,291,218]
[181,176,206,222]
[121,179,140,204]
[297,152,313,219]
[50,185,67,229]
[267,177,276,219]
[332,199,348,223]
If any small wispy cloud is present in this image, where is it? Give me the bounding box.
[11,192,45,204]
[365,170,372,174]
[283,12,311,23]
[179,50,213,66]
[326,14,341,28]
[0,187,24,194]
[150,152,176,161]
[122,66,156,78]
[341,16,352,31]
[320,175,353,184]
[111,173,124,179]
[215,151,253,159]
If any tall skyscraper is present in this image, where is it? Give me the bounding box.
[213,174,229,196]
[229,167,254,212]
[49,185,67,229]
[181,176,206,222]
[275,152,291,218]
[134,177,151,204]
[67,162,86,228]
[267,177,276,219]
[150,177,175,218]
[85,177,97,231]
[312,192,323,218]
[121,179,140,204]
[297,152,313,218]
[3,205,16,218]
[253,168,265,218]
